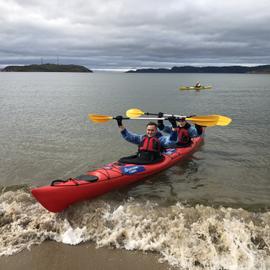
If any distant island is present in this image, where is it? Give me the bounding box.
[126,65,270,74]
[1,64,92,72]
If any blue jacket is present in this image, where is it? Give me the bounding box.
[120,128,177,148]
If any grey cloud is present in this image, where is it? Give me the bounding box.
[1,0,270,69]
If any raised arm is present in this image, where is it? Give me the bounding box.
[120,128,143,145]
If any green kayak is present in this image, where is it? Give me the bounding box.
[179,85,212,90]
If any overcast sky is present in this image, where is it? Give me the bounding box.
[0,0,270,70]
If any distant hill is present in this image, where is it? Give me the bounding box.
[1,64,93,72]
[126,65,270,74]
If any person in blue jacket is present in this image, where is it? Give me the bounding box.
[157,113,203,148]
[115,116,178,165]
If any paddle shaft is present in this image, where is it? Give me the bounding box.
[126,113,219,126]
[144,112,190,118]
[115,116,169,120]
[118,116,217,127]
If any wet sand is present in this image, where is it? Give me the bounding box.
[0,241,169,270]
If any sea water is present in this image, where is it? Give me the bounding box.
[0,72,270,269]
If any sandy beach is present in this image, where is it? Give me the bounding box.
[0,241,169,270]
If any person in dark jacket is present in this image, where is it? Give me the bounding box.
[157,113,203,148]
[115,116,178,164]
[195,81,201,87]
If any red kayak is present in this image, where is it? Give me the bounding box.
[31,136,204,212]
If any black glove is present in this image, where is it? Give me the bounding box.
[195,124,203,135]
[115,115,123,127]
[184,122,191,129]
[157,112,164,130]
[168,116,177,128]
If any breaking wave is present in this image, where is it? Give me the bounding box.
[1,188,270,270]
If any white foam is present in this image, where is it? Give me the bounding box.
[56,220,87,245]
[1,190,270,270]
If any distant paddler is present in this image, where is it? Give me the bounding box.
[179,83,212,91]
[195,81,201,88]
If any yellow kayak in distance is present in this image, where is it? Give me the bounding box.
[179,85,212,90]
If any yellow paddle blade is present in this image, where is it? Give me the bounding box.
[88,114,113,123]
[126,108,144,118]
[186,115,219,127]
[213,115,232,126]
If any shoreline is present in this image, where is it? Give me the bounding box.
[0,241,169,270]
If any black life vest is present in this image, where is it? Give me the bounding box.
[176,127,191,145]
